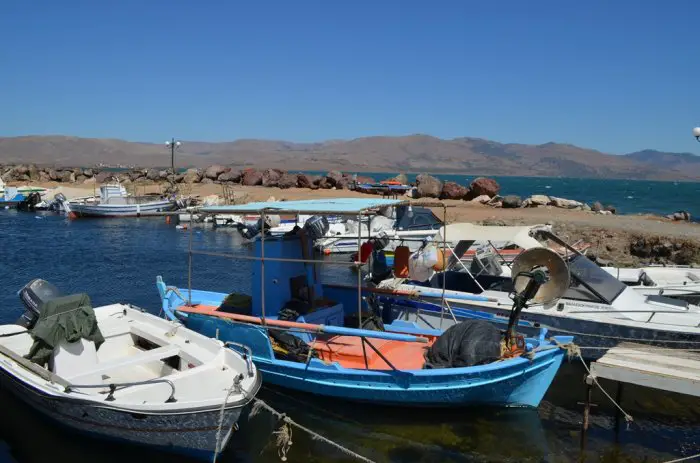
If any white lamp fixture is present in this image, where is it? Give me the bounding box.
[693,127,700,142]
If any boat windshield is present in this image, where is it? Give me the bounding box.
[564,254,627,304]
[395,207,443,231]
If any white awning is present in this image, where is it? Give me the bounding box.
[436,223,548,250]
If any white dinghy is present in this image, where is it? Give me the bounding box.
[0,280,261,460]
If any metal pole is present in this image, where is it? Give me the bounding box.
[440,205,447,330]
[357,212,363,328]
[188,210,193,306]
[170,137,175,175]
[261,211,266,326]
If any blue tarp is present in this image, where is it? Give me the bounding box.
[200,198,405,215]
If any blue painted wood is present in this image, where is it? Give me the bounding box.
[158,279,569,408]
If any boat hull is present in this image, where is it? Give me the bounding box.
[68,200,176,217]
[387,298,700,360]
[0,366,246,460]
[160,287,567,408]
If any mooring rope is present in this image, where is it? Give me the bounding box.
[249,398,376,463]
[569,347,635,426]
[662,452,700,463]
[212,377,243,463]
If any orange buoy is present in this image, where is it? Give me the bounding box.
[393,245,410,278]
[68,212,78,220]
[165,216,171,224]
[323,248,331,255]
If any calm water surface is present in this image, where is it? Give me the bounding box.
[0,211,698,463]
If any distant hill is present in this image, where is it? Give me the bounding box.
[0,134,699,180]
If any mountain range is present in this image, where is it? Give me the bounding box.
[0,135,699,180]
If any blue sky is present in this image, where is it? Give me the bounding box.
[1,0,698,154]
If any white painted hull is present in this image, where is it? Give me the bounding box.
[0,371,244,458]
[68,200,176,217]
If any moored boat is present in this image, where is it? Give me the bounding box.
[58,183,177,218]
[158,198,573,408]
[0,279,260,459]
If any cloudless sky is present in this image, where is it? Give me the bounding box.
[1,0,699,154]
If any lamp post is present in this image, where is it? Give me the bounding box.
[693,127,700,143]
[165,138,182,175]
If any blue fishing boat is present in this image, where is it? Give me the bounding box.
[158,198,573,408]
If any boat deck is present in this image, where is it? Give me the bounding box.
[590,342,700,397]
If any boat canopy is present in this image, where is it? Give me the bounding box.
[201,198,412,216]
[435,223,546,250]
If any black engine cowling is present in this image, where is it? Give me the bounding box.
[16,279,62,328]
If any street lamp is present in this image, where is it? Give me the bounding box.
[693,127,700,143]
[165,138,182,174]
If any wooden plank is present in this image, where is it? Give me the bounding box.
[590,342,700,398]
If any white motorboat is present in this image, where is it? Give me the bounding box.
[379,224,700,360]
[315,204,446,254]
[0,279,260,459]
[600,265,700,303]
[58,184,176,218]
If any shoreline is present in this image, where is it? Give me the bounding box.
[19,180,700,268]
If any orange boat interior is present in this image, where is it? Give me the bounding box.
[179,303,436,371]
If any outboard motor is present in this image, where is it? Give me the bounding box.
[16,279,62,328]
[303,215,329,240]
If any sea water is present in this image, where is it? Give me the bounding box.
[0,211,698,462]
[304,172,700,219]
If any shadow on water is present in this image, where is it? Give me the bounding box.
[0,212,699,462]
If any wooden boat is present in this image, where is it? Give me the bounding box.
[0,279,260,459]
[158,198,572,408]
[58,184,176,218]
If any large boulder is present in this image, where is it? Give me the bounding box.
[38,171,51,182]
[59,171,75,183]
[146,168,161,181]
[591,201,603,212]
[501,195,522,208]
[335,176,350,190]
[467,177,500,199]
[182,168,202,184]
[75,174,87,183]
[159,170,170,179]
[205,165,228,180]
[218,170,241,183]
[262,168,282,187]
[241,168,262,186]
[47,168,60,181]
[551,197,582,209]
[667,210,692,221]
[440,181,468,200]
[95,171,115,184]
[83,168,94,177]
[604,205,617,214]
[325,170,344,187]
[470,194,491,204]
[201,178,214,184]
[13,165,29,176]
[527,195,551,207]
[27,164,40,181]
[297,174,315,189]
[415,174,443,198]
[278,173,298,189]
[318,177,334,189]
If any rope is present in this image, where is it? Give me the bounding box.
[572,349,634,426]
[251,398,376,463]
[662,452,700,463]
[212,376,243,463]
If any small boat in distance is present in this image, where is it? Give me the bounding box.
[58,183,177,218]
[0,279,260,460]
